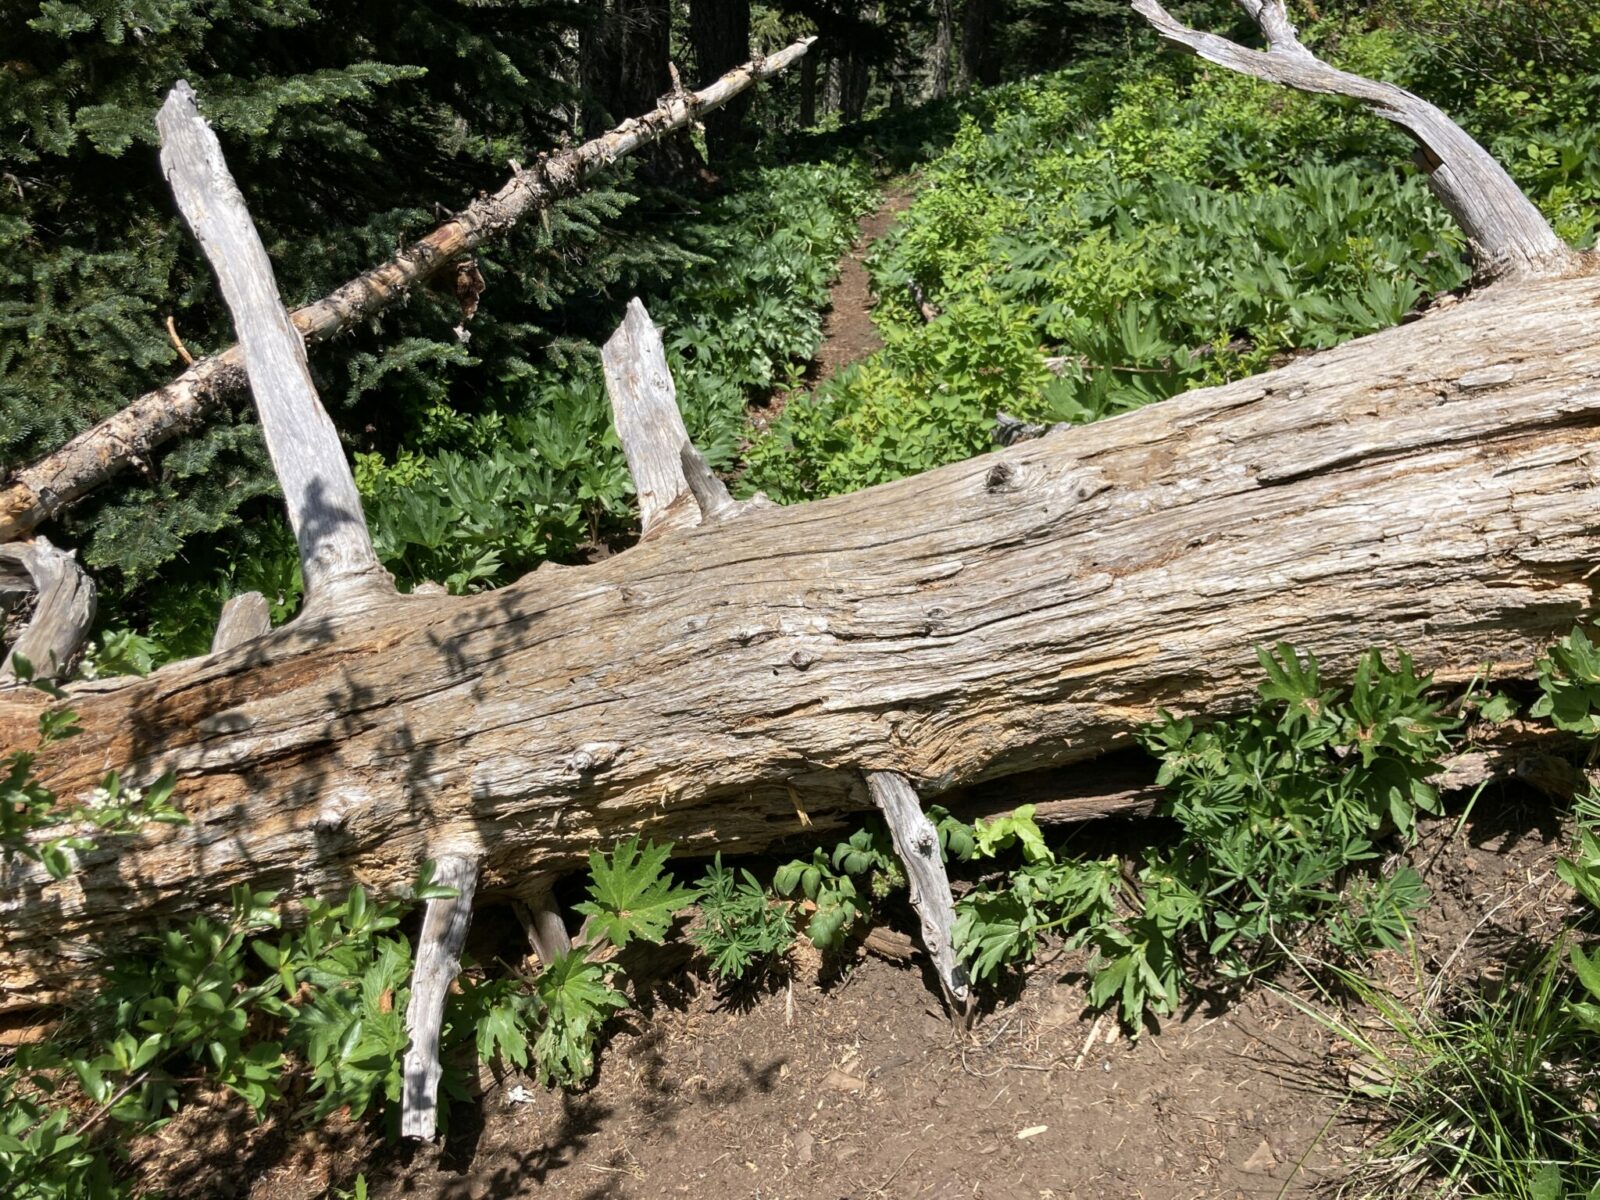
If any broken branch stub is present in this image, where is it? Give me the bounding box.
[1130,0,1577,280]
[157,83,391,611]
[602,298,702,536]
[209,592,272,654]
[401,855,480,1140]
[866,771,970,1008]
[0,538,96,685]
[0,39,818,547]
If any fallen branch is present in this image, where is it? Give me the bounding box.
[1130,0,1578,279]
[0,39,817,545]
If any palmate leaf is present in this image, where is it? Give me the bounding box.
[532,950,629,1087]
[573,836,699,950]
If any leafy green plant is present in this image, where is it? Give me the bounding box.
[774,821,909,953]
[1532,625,1600,735]
[954,644,1449,1027]
[574,835,701,950]
[523,950,630,1088]
[691,854,797,983]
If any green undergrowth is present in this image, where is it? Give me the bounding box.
[9,636,1600,1199]
[1299,627,1600,1199]
[744,11,1597,503]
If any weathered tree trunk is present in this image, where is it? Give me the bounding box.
[930,0,955,99]
[3,265,1599,1010]
[689,0,753,162]
[2,0,1594,1025]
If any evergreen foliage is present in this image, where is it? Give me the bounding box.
[2,1,701,599]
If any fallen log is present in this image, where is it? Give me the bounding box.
[2,0,1597,1017]
[3,262,1598,1009]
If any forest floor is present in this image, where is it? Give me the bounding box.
[203,789,1566,1200]
[750,183,914,435]
[810,186,914,384]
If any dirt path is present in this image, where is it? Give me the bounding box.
[811,186,916,385]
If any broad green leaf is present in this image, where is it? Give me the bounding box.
[573,836,699,949]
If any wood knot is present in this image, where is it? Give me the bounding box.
[985,462,1018,494]
[567,742,621,774]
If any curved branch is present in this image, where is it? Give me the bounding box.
[1131,0,1577,281]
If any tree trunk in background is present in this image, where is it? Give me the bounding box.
[799,47,818,125]
[840,52,870,120]
[689,0,752,162]
[823,54,842,116]
[931,0,954,98]
[580,0,703,181]
[599,0,672,126]
[957,0,1001,89]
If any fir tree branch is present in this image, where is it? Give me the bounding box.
[0,38,817,545]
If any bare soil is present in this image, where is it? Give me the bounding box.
[750,185,914,434]
[232,790,1561,1200]
[811,188,914,385]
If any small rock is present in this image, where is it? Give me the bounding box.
[794,1130,814,1166]
[823,1068,867,1094]
[1241,1139,1278,1174]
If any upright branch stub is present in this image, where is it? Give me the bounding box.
[601,297,758,530]
[401,854,480,1140]
[1130,0,1577,281]
[601,298,703,536]
[157,82,392,609]
[209,592,271,654]
[866,771,971,1010]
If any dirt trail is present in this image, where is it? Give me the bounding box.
[811,186,916,385]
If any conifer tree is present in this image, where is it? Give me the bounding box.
[0,1,697,602]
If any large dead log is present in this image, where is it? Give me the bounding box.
[2,263,1599,1010]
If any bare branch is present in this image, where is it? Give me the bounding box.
[0,39,818,545]
[1130,0,1576,280]
[401,855,479,1141]
[158,82,391,609]
[867,771,970,1008]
